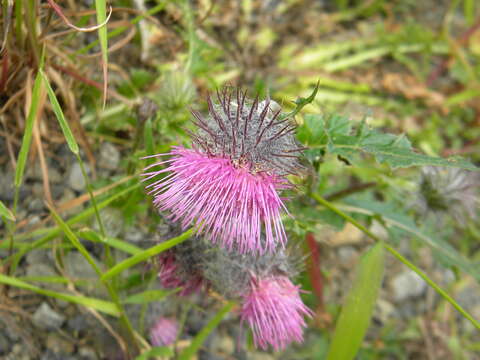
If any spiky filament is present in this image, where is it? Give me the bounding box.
[143,147,290,254]
[241,276,313,351]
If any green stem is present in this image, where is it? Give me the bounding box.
[311,193,480,330]
[75,154,113,267]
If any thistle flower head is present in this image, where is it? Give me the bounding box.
[157,251,204,296]
[142,88,304,254]
[149,317,178,347]
[417,166,478,223]
[240,275,312,351]
[202,239,299,299]
[156,233,207,296]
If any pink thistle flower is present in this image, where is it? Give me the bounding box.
[142,88,304,254]
[240,275,312,351]
[149,317,178,347]
[144,147,289,253]
[158,251,204,296]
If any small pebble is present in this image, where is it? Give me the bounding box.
[32,302,66,330]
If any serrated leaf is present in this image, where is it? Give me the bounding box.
[299,114,478,170]
[326,242,385,360]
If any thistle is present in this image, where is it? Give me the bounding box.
[156,230,207,296]
[240,275,313,351]
[142,87,304,254]
[149,317,178,347]
[417,166,478,224]
[200,238,311,350]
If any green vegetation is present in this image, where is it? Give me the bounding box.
[0,0,479,359]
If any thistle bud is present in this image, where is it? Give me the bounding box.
[417,166,478,224]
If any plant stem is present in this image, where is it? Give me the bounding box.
[75,154,113,268]
[311,193,480,330]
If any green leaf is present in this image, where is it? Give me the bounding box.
[0,200,15,221]
[135,346,174,360]
[78,228,142,255]
[40,70,79,154]
[95,0,108,106]
[326,242,385,360]
[101,228,195,281]
[15,70,43,188]
[0,274,119,316]
[340,199,480,282]
[47,204,103,277]
[299,114,478,170]
[8,182,140,271]
[178,302,235,360]
[281,81,320,119]
[122,289,177,304]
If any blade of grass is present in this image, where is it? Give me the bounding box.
[135,347,174,360]
[78,228,142,255]
[47,203,140,351]
[40,69,79,154]
[101,228,195,282]
[312,193,480,330]
[39,68,112,263]
[14,69,43,214]
[0,200,15,221]
[122,289,178,304]
[94,0,108,107]
[76,2,169,55]
[326,242,385,360]
[47,202,102,276]
[14,0,23,47]
[7,183,140,271]
[0,273,120,316]
[178,302,236,360]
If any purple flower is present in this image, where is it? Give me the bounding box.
[142,88,303,254]
[240,275,312,351]
[158,250,204,296]
[144,147,289,253]
[150,317,178,347]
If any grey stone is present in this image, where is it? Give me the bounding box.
[26,263,63,292]
[32,302,65,330]
[28,198,45,212]
[95,208,123,238]
[41,350,77,360]
[392,270,427,302]
[210,334,234,355]
[337,246,357,265]
[0,169,15,202]
[67,314,90,333]
[46,333,74,355]
[64,252,98,279]
[125,226,144,243]
[58,189,79,218]
[26,249,50,265]
[98,142,120,170]
[6,343,31,360]
[0,331,10,355]
[78,346,98,360]
[63,252,104,296]
[68,163,90,192]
